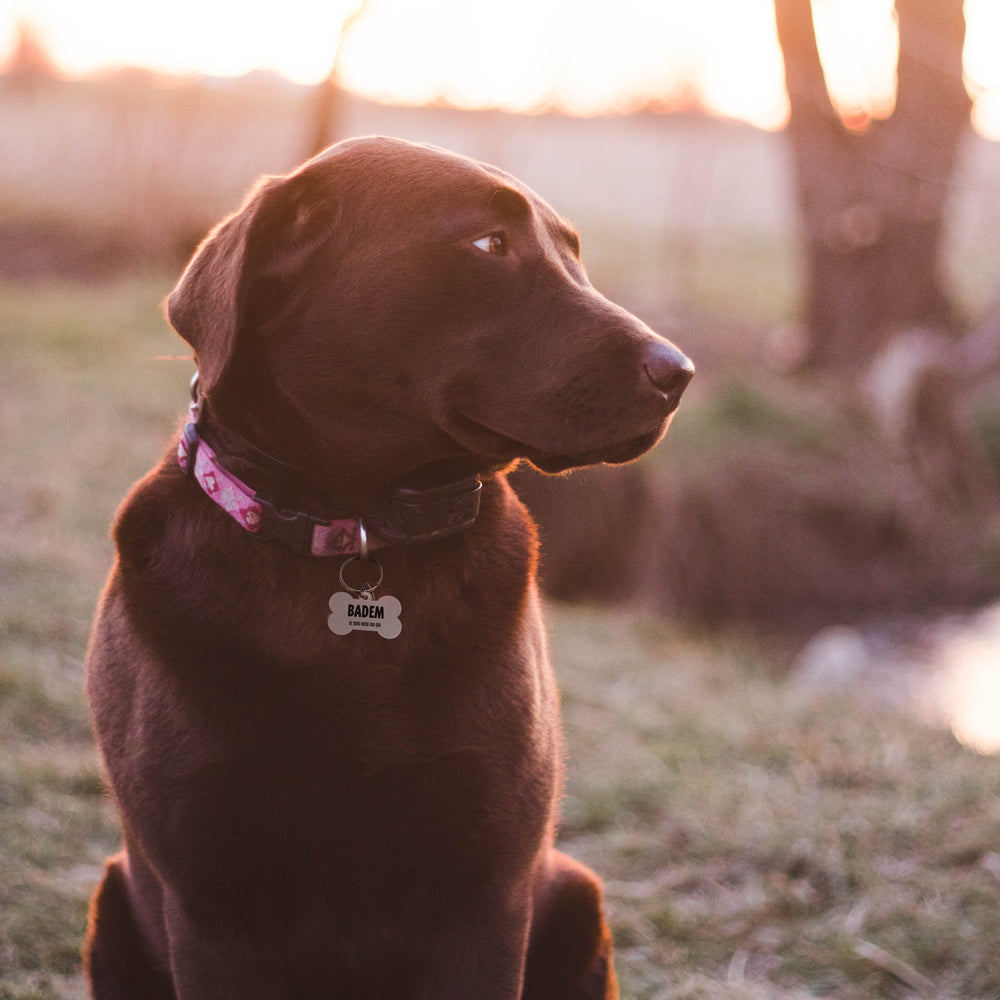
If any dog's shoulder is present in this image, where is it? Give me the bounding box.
[111,450,201,572]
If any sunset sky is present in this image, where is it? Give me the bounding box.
[2,0,999,138]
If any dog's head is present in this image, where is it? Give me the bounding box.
[168,137,692,492]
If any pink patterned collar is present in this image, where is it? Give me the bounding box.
[176,387,482,557]
[178,423,368,556]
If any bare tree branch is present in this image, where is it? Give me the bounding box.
[306,1,371,159]
[772,0,838,131]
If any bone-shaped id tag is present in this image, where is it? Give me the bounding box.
[327,589,402,639]
[327,526,402,639]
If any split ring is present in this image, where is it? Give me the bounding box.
[338,554,383,596]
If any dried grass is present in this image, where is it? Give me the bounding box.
[3,265,1000,1000]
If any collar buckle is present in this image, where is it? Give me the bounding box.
[253,495,321,555]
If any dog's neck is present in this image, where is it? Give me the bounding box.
[178,378,483,557]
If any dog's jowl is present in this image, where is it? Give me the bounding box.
[82,136,693,1000]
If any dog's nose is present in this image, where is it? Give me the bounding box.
[644,341,695,410]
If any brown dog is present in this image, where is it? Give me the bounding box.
[82,136,692,999]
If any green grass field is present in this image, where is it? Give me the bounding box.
[3,275,1000,999]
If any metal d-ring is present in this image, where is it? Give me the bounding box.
[188,371,203,424]
[338,523,382,596]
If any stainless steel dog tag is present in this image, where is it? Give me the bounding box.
[327,589,402,639]
[328,541,402,639]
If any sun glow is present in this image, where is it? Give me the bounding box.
[4,0,362,83]
[3,0,1000,137]
[933,607,1000,756]
[812,0,898,122]
[965,0,1000,139]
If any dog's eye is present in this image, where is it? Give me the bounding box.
[473,233,507,256]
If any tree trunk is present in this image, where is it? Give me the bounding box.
[774,0,971,370]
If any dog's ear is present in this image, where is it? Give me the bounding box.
[167,169,336,393]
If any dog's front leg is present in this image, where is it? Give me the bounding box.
[163,894,294,1000]
[405,898,535,1000]
[522,849,619,1000]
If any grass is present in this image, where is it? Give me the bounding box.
[0,275,186,1000]
[554,610,1000,999]
[3,275,1000,999]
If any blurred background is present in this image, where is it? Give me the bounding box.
[3,2,1000,998]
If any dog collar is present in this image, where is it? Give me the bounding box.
[177,420,482,557]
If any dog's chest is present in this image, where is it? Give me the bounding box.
[135,594,556,821]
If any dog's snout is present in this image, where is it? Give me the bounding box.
[644,341,694,408]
